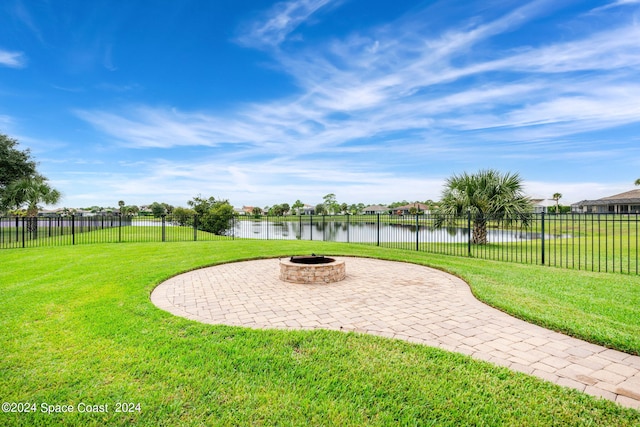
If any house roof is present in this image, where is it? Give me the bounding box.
[394,203,430,211]
[363,205,388,211]
[600,189,640,201]
[571,189,640,206]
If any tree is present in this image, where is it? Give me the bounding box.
[0,133,38,212]
[150,202,167,218]
[291,200,304,215]
[157,203,173,215]
[172,206,195,226]
[1,174,61,232]
[118,200,126,215]
[187,195,235,235]
[552,193,562,214]
[435,169,532,244]
[323,193,339,215]
[270,204,285,216]
[2,174,61,216]
[635,178,640,186]
[315,203,327,215]
[251,207,262,217]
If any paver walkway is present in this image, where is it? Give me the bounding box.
[151,257,640,409]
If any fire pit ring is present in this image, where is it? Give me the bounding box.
[279,255,346,284]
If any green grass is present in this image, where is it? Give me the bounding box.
[1,240,639,426]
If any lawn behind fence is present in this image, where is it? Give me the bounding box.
[1,240,639,426]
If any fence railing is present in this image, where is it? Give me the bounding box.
[1,213,638,275]
[0,214,230,248]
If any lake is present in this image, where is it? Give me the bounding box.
[233,219,561,243]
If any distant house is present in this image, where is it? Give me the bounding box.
[393,203,431,215]
[301,204,315,215]
[75,209,96,217]
[571,189,640,214]
[138,206,153,216]
[239,206,254,215]
[530,198,556,214]
[363,205,389,215]
[37,209,61,217]
[234,206,249,215]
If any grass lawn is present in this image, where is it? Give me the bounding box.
[1,240,639,426]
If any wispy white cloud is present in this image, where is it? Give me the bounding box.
[75,107,252,148]
[55,154,446,208]
[590,0,640,13]
[9,0,44,44]
[0,49,26,68]
[236,0,336,48]
[73,1,640,206]
[0,114,13,127]
[486,24,640,73]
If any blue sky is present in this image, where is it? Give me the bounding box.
[1,0,640,209]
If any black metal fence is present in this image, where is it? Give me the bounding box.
[0,214,230,248]
[2,213,638,275]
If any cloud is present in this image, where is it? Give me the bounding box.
[75,107,253,148]
[53,154,447,208]
[236,0,336,48]
[590,0,640,13]
[0,49,26,68]
[0,114,13,127]
[72,1,640,207]
[78,12,640,156]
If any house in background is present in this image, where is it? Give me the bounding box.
[393,203,432,215]
[530,198,556,213]
[362,205,389,215]
[571,189,640,214]
[234,206,251,215]
[301,204,315,215]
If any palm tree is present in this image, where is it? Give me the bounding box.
[2,174,61,232]
[635,178,640,186]
[552,193,562,214]
[435,169,532,244]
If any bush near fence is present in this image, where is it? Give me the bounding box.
[1,213,638,275]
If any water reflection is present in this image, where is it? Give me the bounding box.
[234,220,565,242]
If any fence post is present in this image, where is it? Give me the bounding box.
[119,215,122,242]
[377,214,380,246]
[194,215,198,241]
[416,213,419,251]
[541,212,545,265]
[310,215,313,241]
[161,215,166,242]
[72,214,75,245]
[21,217,25,248]
[347,214,350,243]
[467,209,471,256]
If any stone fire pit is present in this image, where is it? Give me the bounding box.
[279,255,346,284]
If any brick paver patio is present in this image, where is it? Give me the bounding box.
[151,257,640,409]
